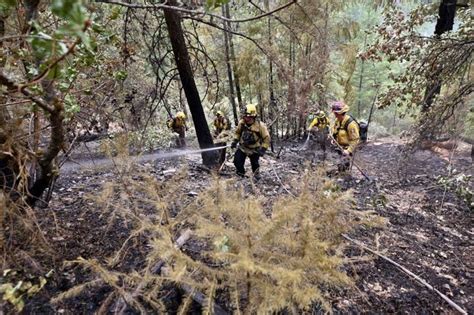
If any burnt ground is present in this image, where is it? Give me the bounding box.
[10,136,473,314]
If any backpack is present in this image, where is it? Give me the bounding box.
[335,116,368,142]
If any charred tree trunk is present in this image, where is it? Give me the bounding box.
[422,0,457,112]
[222,4,238,126]
[266,0,277,148]
[163,0,218,167]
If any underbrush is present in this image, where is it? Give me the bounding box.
[50,147,385,313]
[0,194,52,312]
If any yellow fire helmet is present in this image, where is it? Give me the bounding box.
[245,103,257,116]
[316,110,326,117]
[176,111,186,119]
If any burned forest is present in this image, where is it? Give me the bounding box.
[0,0,473,314]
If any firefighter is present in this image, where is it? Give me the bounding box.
[231,104,270,179]
[307,110,330,160]
[213,110,230,165]
[331,101,360,171]
[167,111,187,148]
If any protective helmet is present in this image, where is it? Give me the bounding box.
[215,110,223,116]
[245,103,257,116]
[176,111,186,119]
[315,110,326,117]
[331,101,349,114]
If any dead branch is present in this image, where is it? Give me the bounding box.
[95,0,297,24]
[342,234,468,315]
[161,266,228,315]
[182,16,268,57]
[114,229,227,314]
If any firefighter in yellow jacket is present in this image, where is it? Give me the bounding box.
[213,110,230,165]
[167,111,187,148]
[231,104,270,178]
[331,101,360,171]
[307,110,330,160]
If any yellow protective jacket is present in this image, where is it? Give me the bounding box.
[213,116,230,135]
[168,117,186,133]
[331,115,360,154]
[309,115,330,130]
[234,119,270,154]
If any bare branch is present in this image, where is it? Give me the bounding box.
[95,0,297,23]
[0,70,54,113]
[182,16,269,57]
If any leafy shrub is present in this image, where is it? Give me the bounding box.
[437,171,473,211]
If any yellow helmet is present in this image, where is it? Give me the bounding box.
[176,111,186,119]
[315,110,326,117]
[215,110,223,116]
[245,103,257,116]
[331,101,349,114]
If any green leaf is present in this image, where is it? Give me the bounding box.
[30,32,55,61]
[64,94,80,120]
[46,64,62,80]
[109,6,122,20]
[113,70,128,81]
[205,0,229,10]
[51,0,86,25]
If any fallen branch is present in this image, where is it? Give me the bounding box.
[114,229,227,315]
[113,229,192,314]
[341,233,468,315]
[269,159,294,197]
[161,266,228,315]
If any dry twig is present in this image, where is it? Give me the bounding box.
[342,234,468,315]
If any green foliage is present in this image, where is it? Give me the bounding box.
[437,171,473,211]
[51,0,87,24]
[0,0,15,16]
[0,269,51,312]
[113,70,128,81]
[64,94,80,120]
[205,0,229,10]
[362,4,472,110]
[128,126,174,151]
[464,108,474,139]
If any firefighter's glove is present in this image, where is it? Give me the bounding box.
[231,140,238,149]
[257,147,267,157]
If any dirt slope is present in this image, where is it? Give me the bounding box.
[22,137,473,314]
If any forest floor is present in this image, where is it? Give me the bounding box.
[19,136,473,314]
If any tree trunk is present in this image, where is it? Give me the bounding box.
[357,35,367,117]
[163,0,219,167]
[0,17,11,128]
[222,4,238,126]
[266,0,276,149]
[224,4,243,112]
[21,0,65,207]
[422,0,457,112]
